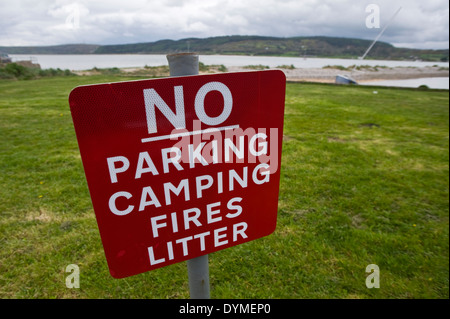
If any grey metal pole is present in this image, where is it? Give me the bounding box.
[167,52,199,77]
[166,52,210,299]
[186,254,210,299]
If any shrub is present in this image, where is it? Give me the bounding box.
[243,64,270,70]
[217,65,227,72]
[323,65,348,71]
[0,63,75,80]
[276,64,296,69]
[3,63,35,79]
[199,62,209,72]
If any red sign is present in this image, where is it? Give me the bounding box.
[69,70,286,278]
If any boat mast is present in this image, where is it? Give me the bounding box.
[359,6,402,61]
[338,6,402,83]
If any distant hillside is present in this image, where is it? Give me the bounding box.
[0,44,99,54]
[95,36,448,61]
[1,36,448,62]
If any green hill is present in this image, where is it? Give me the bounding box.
[1,36,448,61]
[93,35,449,61]
[0,44,99,55]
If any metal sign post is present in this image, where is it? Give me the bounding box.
[167,52,210,299]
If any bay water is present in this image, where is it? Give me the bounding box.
[9,54,449,89]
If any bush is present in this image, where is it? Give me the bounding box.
[0,63,75,80]
[276,64,296,69]
[0,68,14,79]
[199,62,208,72]
[323,65,348,71]
[243,64,270,70]
[198,63,228,73]
[218,64,228,72]
[3,63,35,79]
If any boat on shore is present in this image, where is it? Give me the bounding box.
[335,74,357,85]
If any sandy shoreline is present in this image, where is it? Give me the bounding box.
[227,65,449,83]
[74,65,449,84]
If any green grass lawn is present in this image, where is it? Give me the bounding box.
[0,75,448,298]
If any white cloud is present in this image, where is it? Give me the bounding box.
[0,0,448,49]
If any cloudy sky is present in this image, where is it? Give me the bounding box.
[0,0,448,49]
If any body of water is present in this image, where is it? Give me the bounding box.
[361,77,449,90]
[10,54,449,89]
[11,54,449,70]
